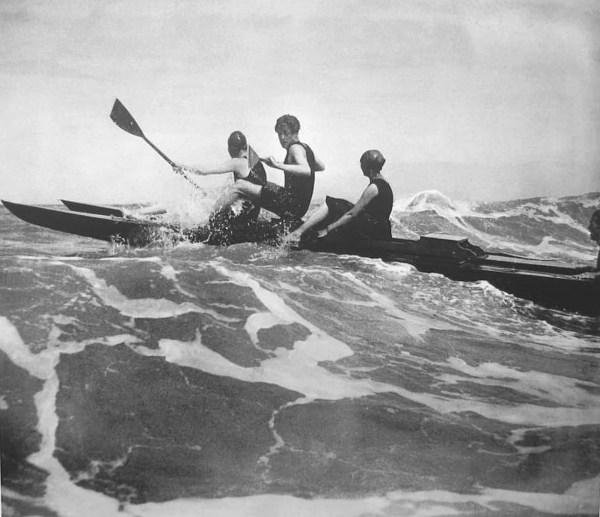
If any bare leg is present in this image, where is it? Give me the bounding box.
[285,203,330,244]
[211,188,242,216]
[231,180,263,201]
[211,180,263,216]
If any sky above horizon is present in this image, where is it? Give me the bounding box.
[1,0,599,204]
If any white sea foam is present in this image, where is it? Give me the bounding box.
[400,190,465,214]
[111,265,600,428]
[0,316,56,380]
[43,261,600,429]
[3,476,599,517]
[439,357,599,410]
[68,265,239,322]
[406,375,600,427]
[0,316,131,516]
[160,264,178,281]
[159,262,202,299]
[136,330,379,401]
[126,474,600,516]
[97,255,163,262]
[1,316,598,516]
[264,260,458,341]
[213,264,354,362]
[405,277,600,353]
[394,190,599,260]
[126,264,388,400]
[336,266,461,338]
[15,255,86,261]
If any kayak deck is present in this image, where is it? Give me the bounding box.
[60,199,124,218]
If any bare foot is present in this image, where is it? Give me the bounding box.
[283,230,303,248]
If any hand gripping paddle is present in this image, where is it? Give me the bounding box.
[110,99,203,192]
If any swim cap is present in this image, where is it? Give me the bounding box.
[275,114,300,134]
[227,131,247,153]
[360,150,386,171]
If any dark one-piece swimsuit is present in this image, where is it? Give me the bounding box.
[322,177,394,241]
[207,161,267,244]
[259,142,317,221]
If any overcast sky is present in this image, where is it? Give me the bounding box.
[1,0,599,204]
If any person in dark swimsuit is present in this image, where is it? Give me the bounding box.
[173,131,266,243]
[286,150,393,245]
[225,114,325,222]
[589,209,600,270]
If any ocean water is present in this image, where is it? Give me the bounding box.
[1,190,600,517]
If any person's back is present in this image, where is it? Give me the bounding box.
[362,176,393,238]
[286,149,393,245]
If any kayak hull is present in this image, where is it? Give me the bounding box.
[302,234,600,316]
[2,200,175,245]
[2,200,279,246]
[3,200,599,315]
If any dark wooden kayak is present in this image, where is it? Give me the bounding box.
[303,233,599,316]
[2,200,176,245]
[60,199,124,217]
[3,199,599,315]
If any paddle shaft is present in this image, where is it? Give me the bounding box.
[142,135,204,193]
[142,135,176,168]
[111,98,203,193]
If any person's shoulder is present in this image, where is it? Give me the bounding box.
[288,142,308,158]
[231,156,248,169]
[373,177,392,190]
[210,157,245,177]
[363,182,380,196]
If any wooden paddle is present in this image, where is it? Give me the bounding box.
[110,99,203,192]
[248,145,260,170]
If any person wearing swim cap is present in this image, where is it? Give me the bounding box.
[225,114,325,223]
[172,131,267,243]
[285,149,393,245]
[589,209,600,270]
[174,131,264,188]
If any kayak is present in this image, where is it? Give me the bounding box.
[3,199,599,315]
[304,234,599,316]
[2,200,181,245]
[60,199,124,217]
[2,200,278,246]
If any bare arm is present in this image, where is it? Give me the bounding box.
[173,158,246,178]
[312,153,325,172]
[320,184,379,236]
[262,145,312,177]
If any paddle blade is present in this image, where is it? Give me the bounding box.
[248,145,260,170]
[110,98,144,138]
